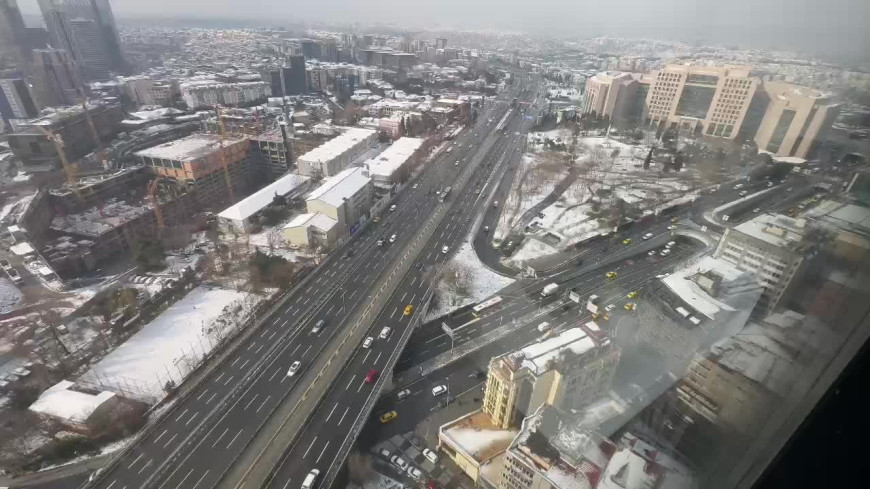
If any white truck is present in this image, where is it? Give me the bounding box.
[541,283,559,298]
[586,294,600,314]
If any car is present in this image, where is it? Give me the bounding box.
[413,183,419,189]
[622,238,632,245]
[287,361,301,376]
[605,304,616,312]
[362,336,374,349]
[311,319,325,334]
[377,238,385,246]
[407,466,424,480]
[605,271,617,279]
[390,204,397,212]
[643,233,653,240]
[666,241,676,248]
[739,191,748,197]
[397,389,411,400]
[0,260,10,271]
[442,245,449,254]
[667,224,677,230]
[423,448,439,464]
[493,200,499,207]
[483,225,489,233]
[432,385,447,396]
[365,369,379,383]
[403,305,414,316]
[722,215,730,222]
[380,411,397,424]
[379,448,392,459]
[389,234,397,243]
[302,469,321,489]
[344,249,354,259]
[660,249,671,256]
[627,291,638,299]
[5,268,22,284]
[624,302,636,311]
[373,216,381,223]
[648,250,657,256]
[379,327,391,339]
[391,455,409,471]
[454,160,459,166]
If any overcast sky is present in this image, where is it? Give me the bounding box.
[17,0,870,61]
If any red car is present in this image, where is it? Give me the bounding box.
[365,369,379,383]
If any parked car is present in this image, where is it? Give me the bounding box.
[391,455,409,470]
[648,250,657,256]
[423,448,439,464]
[390,204,397,211]
[622,238,632,245]
[380,411,397,424]
[0,259,11,271]
[413,183,419,189]
[407,466,424,480]
[379,448,392,459]
[605,304,616,312]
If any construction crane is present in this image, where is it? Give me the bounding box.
[81,99,109,170]
[214,106,237,204]
[37,126,77,186]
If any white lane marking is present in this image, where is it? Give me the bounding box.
[357,380,367,393]
[268,330,278,341]
[243,394,259,411]
[401,291,408,302]
[325,403,338,423]
[269,367,282,382]
[127,453,144,469]
[154,429,168,444]
[281,319,289,327]
[106,481,118,489]
[326,304,336,316]
[362,350,371,363]
[391,307,399,318]
[345,375,356,390]
[255,344,264,354]
[256,395,272,413]
[230,357,241,367]
[173,469,194,489]
[185,412,199,426]
[206,392,217,404]
[239,359,250,370]
[316,441,331,463]
[373,352,382,366]
[338,406,351,425]
[214,373,225,383]
[303,436,318,458]
[224,375,234,385]
[175,409,189,422]
[191,470,210,489]
[226,429,242,449]
[162,432,177,448]
[196,388,209,401]
[302,297,310,305]
[302,345,312,358]
[212,427,229,447]
[291,344,301,355]
[138,459,153,474]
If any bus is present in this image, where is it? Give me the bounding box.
[439,186,452,203]
[472,296,503,313]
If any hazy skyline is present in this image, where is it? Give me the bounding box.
[17,0,870,62]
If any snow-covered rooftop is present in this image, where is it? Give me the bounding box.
[218,173,311,222]
[441,410,518,463]
[732,213,807,250]
[662,256,745,320]
[296,128,376,164]
[306,167,371,208]
[516,328,598,375]
[283,212,338,232]
[134,133,247,162]
[364,137,423,178]
[29,380,116,424]
[597,433,694,489]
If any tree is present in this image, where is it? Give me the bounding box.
[134,239,165,271]
[644,147,654,170]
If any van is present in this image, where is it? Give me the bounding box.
[537,322,551,333]
[301,469,320,489]
[311,319,325,334]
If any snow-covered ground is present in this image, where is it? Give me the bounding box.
[425,240,514,321]
[79,285,260,403]
[0,277,23,314]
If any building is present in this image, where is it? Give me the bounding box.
[37,0,125,81]
[28,380,147,434]
[439,410,519,484]
[307,66,328,92]
[217,172,311,233]
[582,72,652,126]
[120,76,175,108]
[0,75,39,120]
[49,165,151,213]
[250,125,294,178]
[0,0,29,66]
[483,327,620,430]
[753,81,840,159]
[6,102,123,169]
[134,133,255,210]
[305,166,373,235]
[179,80,270,110]
[714,213,810,314]
[643,64,758,140]
[803,199,870,263]
[30,48,82,108]
[363,136,423,191]
[636,255,762,369]
[597,433,694,489]
[296,127,376,177]
[282,212,338,250]
[499,404,616,489]
[284,55,307,95]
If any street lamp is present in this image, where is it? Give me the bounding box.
[445,376,451,408]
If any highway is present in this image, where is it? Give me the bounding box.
[88,87,520,489]
[261,86,539,489]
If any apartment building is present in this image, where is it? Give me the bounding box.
[296,127,376,177]
[483,327,619,430]
[714,213,809,315]
[643,64,758,140]
[753,81,840,159]
[179,80,270,110]
[305,166,373,236]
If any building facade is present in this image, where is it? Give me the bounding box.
[582,71,650,125]
[30,48,81,108]
[305,166,373,236]
[0,75,39,120]
[180,81,270,110]
[296,127,376,177]
[0,0,29,67]
[753,81,840,159]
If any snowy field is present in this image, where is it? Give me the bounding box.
[425,240,514,321]
[79,286,255,403]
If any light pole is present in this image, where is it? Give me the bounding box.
[445,376,451,408]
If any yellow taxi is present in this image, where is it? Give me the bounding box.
[626,291,638,299]
[622,238,632,245]
[373,216,380,223]
[624,302,636,311]
[404,305,414,316]
[379,411,397,424]
[606,271,617,279]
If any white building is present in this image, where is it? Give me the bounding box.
[180,80,270,109]
[217,173,311,233]
[363,137,423,190]
[296,127,377,177]
[305,166,373,235]
[28,380,145,434]
[282,212,339,249]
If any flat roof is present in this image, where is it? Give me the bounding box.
[441,410,518,463]
[662,256,745,320]
[29,380,116,424]
[364,137,424,178]
[732,213,807,249]
[297,128,376,164]
[218,173,311,222]
[306,167,371,208]
[134,133,247,162]
[516,328,598,375]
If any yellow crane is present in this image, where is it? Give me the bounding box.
[37,126,77,185]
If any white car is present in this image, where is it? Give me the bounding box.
[423,448,439,464]
[643,233,653,240]
[432,385,447,396]
[397,389,411,400]
[389,234,397,243]
[454,160,459,166]
[442,245,449,254]
[413,183,419,189]
[667,225,676,230]
[302,469,320,489]
[407,466,424,480]
[379,327,392,339]
[390,204,397,211]
[362,337,374,349]
[660,249,671,256]
[379,448,392,460]
[287,361,301,377]
[666,241,676,248]
[391,455,409,471]
[648,250,657,256]
[605,304,616,312]
[655,274,668,279]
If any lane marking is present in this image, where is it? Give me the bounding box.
[154,429,168,444]
[175,409,189,422]
[256,395,272,413]
[212,427,229,447]
[162,432,177,448]
[173,469,194,489]
[226,429,242,449]
[195,388,209,401]
[191,470,210,489]
[127,453,143,470]
[316,441,331,463]
[345,375,356,390]
[303,436,318,458]
[185,412,199,426]
[373,352,382,366]
[243,394,259,411]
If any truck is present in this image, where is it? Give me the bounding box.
[541,283,559,298]
[565,287,581,304]
[586,294,601,314]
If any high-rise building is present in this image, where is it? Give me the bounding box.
[643,64,758,140]
[752,81,840,159]
[268,69,283,98]
[582,71,652,125]
[435,37,447,49]
[300,39,322,60]
[0,0,29,67]
[30,48,81,108]
[37,0,125,81]
[283,55,307,95]
[0,74,40,120]
[482,327,620,430]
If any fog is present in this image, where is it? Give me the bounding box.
[17,0,870,61]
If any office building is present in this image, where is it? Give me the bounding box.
[295,127,376,177]
[0,0,29,67]
[250,126,294,179]
[268,69,283,98]
[30,48,81,108]
[179,80,270,109]
[0,75,39,120]
[285,55,308,95]
[300,39,322,60]
[305,166,373,236]
[714,213,809,315]
[582,71,652,125]
[643,64,758,140]
[753,81,840,159]
[37,0,125,81]
[483,327,620,430]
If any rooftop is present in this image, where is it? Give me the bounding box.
[29,380,116,424]
[218,173,311,222]
[283,212,338,232]
[597,433,694,489]
[805,199,870,237]
[134,133,247,162]
[661,256,749,320]
[18,101,116,129]
[50,200,153,237]
[732,212,808,250]
[506,328,600,376]
[297,127,376,164]
[440,410,518,463]
[364,137,424,178]
[306,167,371,208]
